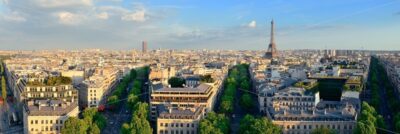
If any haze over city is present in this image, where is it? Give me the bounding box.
[1,0,400,50]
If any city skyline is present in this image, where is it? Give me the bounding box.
[0,0,400,50]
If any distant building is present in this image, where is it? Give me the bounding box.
[142,41,148,53]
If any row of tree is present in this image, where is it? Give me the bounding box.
[1,60,7,105]
[62,108,107,134]
[237,64,253,110]
[121,102,152,134]
[370,57,400,132]
[199,112,230,134]
[219,64,252,113]
[121,67,152,134]
[238,114,281,134]
[107,69,138,109]
[354,102,386,134]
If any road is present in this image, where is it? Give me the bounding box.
[102,82,133,134]
[0,84,23,134]
[102,68,150,134]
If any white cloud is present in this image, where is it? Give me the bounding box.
[33,0,93,8]
[248,20,256,28]
[96,12,109,20]
[2,11,26,22]
[55,11,85,25]
[121,10,146,22]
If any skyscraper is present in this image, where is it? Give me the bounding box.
[142,41,147,53]
[264,20,278,59]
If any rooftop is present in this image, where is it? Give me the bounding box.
[25,99,78,116]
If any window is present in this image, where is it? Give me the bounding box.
[35,120,38,124]
[160,130,164,134]
[46,120,48,124]
[31,128,34,131]
[56,120,58,124]
[31,120,33,124]
[171,123,174,127]
[304,125,307,129]
[180,123,183,127]
[50,120,53,124]
[192,124,194,128]
[309,125,312,129]
[41,120,44,124]
[160,123,164,127]
[187,124,189,127]
[165,123,168,127]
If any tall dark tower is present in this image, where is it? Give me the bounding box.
[142,41,147,53]
[264,20,278,59]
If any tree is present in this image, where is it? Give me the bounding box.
[121,123,131,134]
[199,112,229,134]
[168,77,186,87]
[94,113,107,130]
[130,69,137,80]
[200,75,214,83]
[238,115,281,134]
[62,117,87,134]
[1,76,6,101]
[239,93,253,109]
[127,94,139,110]
[108,95,119,108]
[88,124,101,134]
[83,108,97,124]
[123,102,152,134]
[240,80,250,90]
[312,127,336,134]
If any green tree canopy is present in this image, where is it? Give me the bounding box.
[199,112,229,134]
[238,114,281,134]
[168,77,186,87]
[62,117,88,134]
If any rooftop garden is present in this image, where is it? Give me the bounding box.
[27,76,72,86]
[200,74,215,83]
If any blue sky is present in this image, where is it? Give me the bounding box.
[0,0,399,50]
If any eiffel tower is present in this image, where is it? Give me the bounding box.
[264,20,278,59]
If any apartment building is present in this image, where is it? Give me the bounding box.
[157,106,204,134]
[78,68,120,108]
[260,87,359,134]
[150,83,214,120]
